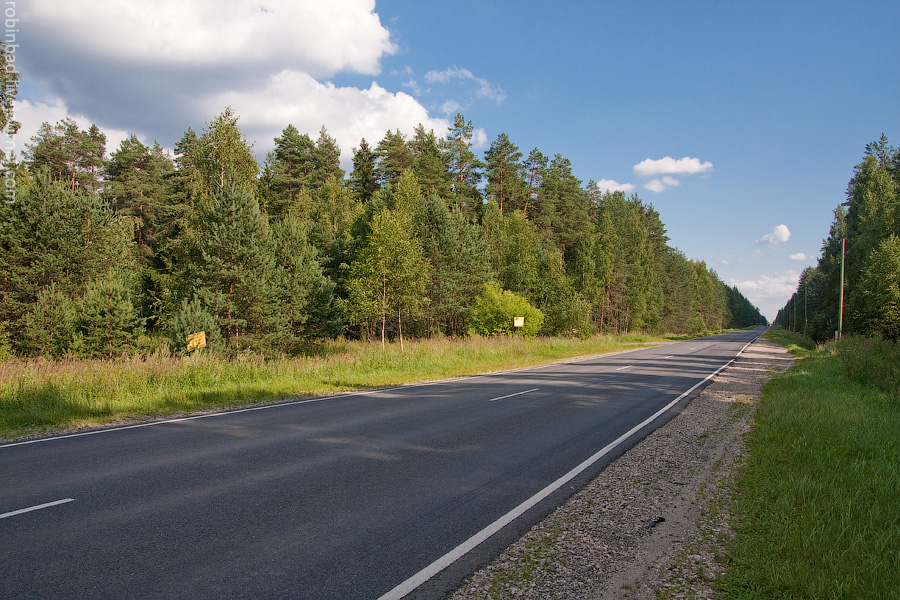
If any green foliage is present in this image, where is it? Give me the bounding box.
[837,336,900,396]
[20,283,78,358]
[0,172,139,354]
[5,106,766,359]
[855,235,900,340]
[345,204,429,348]
[77,271,143,358]
[469,282,544,336]
[179,174,277,343]
[168,295,224,355]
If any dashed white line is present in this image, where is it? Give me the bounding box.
[488,388,539,402]
[615,365,633,371]
[1,498,75,520]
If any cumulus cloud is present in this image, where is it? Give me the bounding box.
[633,156,713,177]
[15,0,457,164]
[730,272,801,320]
[790,253,810,261]
[595,179,636,193]
[755,224,791,246]
[643,175,682,193]
[22,0,395,78]
[644,179,667,193]
[210,72,451,164]
[629,156,713,192]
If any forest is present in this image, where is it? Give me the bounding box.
[0,103,766,358]
[775,135,900,343]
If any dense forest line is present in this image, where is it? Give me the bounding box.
[776,135,900,342]
[0,104,765,358]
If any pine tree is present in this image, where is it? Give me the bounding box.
[446,113,482,212]
[411,124,452,199]
[271,209,337,345]
[484,133,525,214]
[312,126,344,187]
[349,138,378,203]
[0,172,137,351]
[181,175,277,344]
[24,118,107,194]
[104,135,174,262]
[416,193,492,336]
[375,129,414,189]
[265,124,316,216]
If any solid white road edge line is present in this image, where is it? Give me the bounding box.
[0,498,75,520]
[376,345,751,600]
[487,388,540,402]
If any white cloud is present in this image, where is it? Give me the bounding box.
[731,273,798,296]
[425,67,507,105]
[755,224,791,246]
[22,0,395,78]
[644,179,667,193]
[16,0,473,167]
[595,179,636,193]
[633,156,713,177]
[643,175,682,193]
[730,271,801,320]
[790,253,810,261]
[209,71,451,165]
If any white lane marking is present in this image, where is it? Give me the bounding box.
[664,356,675,359]
[1,498,75,520]
[615,365,633,371]
[487,388,539,402]
[376,347,749,600]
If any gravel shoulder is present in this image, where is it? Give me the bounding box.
[451,337,793,600]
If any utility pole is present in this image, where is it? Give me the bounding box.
[838,238,845,340]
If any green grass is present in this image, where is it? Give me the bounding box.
[721,329,900,599]
[0,333,663,441]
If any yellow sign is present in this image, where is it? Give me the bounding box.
[185,331,207,352]
[513,316,525,328]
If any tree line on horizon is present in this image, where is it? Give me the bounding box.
[0,101,765,358]
[776,135,900,342]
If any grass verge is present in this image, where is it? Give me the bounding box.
[0,333,661,442]
[721,329,900,599]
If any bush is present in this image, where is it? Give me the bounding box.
[168,295,224,355]
[469,282,544,336]
[838,335,900,397]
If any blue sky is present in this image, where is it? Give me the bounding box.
[8,0,900,320]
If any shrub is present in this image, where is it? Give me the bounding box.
[469,282,544,336]
[168,295,224,355]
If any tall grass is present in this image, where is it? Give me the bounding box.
[722,330,900,599]
[0,333,658,441]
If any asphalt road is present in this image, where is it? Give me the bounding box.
[0,328,764,599]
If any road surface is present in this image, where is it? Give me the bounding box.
[0,328,764,599]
